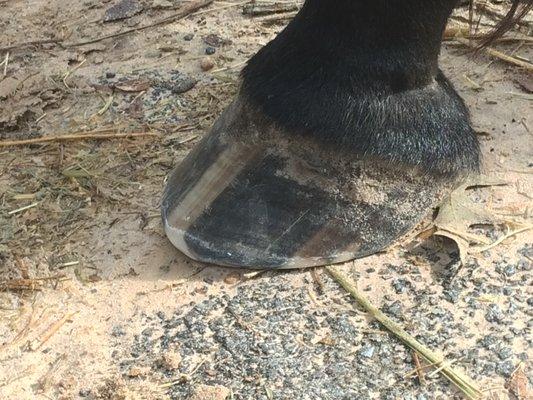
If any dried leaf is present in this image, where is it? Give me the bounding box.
[506,363,530,400]
[0,76,20,99]
[432,176,508,263]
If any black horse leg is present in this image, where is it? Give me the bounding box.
[161,0,480,269]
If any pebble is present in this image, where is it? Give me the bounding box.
[152,0,173,8]
[383,301,402,318]
[358,345,375,359]
[205,46,216,55]
[111,325,126,337]
[159,351,182,371]
[496,346,512,360]
[190,384,230,400]
[200,57,215,71]
[496,360,515,377]
[127,366,149,377]
[145,49,162,59]
[103,0,143,22]
[485,304,505,323]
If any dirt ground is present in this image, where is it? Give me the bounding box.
[0,1,532,399]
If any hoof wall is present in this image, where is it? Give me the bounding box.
[162,101,454,269]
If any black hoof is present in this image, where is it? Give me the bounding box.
[162,99,455,269]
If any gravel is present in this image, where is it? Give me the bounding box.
[108,246,530,399]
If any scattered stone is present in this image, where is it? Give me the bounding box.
[184,34,194,41]
[383,301,402,318]
[158,75,197,94]
[358,345,375,359]
[159,351,182,371]
[200,57,215,71]
[127,366,149,377]
[485,304,505,323]
[203,34,231,48]
[223,272,240,285]
[497,346,513,360]
[205,46,216,55]
[496,360,515,377]
[111,325,126,337]
[392,278,411,294]
[103,0,143,22]
[145,49,162,59]
[152,0,173,9]
[190,384,230,400]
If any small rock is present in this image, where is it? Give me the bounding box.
[152,0,173,8]
[144,49,162,59]
[103,0,143,22]
[383,301,402,318]
[224,272,240,285]
[106,72,116,79]
[485,304,505,323]
[203,34,231,48]
[358,345,375,359]
[190,384,231,400]
[111,325,126,337]
[184,33,194,41]
[497,347,513,360]
[200,57,215,71]
[166,77,197,94]
[496,360,515,377]
[205,46,216,55]
[392,279,411,294]
[159,351,182,371]
[503,265,516,276]
[127,366,149,377]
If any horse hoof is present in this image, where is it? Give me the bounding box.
[162,99,456,269]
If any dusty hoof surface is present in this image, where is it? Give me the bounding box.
[162,101,454,269]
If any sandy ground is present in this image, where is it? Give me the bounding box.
[0,1,532,399]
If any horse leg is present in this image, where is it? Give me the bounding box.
[162,0,479,269]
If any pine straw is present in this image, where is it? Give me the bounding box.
[326,266,483,400]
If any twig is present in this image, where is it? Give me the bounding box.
[1,278,43,291]
[413,352,426,385]
[31,313,77,351]
[97,95,114,116]
[243,2,299,16]
[0,131,159,148]
[2,52,8,77]
[63,59,86,89]
[444,27,533,43]
[8,202,40,215]
[0,39,61,53]
[254,10,297,25]
[474,225,533,253]
[65,0,214,47]
[326,266,483,400]
[454,37,533,73]
[0,0,214,52]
